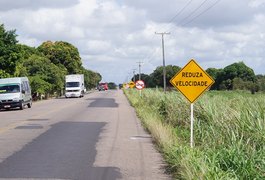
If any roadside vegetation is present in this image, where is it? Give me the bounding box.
[0,24,101,99]
[125,89,265,179]
[131,62,265,94]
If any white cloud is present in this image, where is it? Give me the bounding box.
[84,40,112,55]
[1,0,265,84]
[249,0,265,7]
[0,0,79,11]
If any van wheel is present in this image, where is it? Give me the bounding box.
[27,102,32,108]
[19,103,24,110]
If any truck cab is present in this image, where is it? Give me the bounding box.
[65,74,85,98]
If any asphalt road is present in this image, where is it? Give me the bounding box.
[0,90,170,180]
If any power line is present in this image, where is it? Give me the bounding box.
[181,0,222,26]
[141,0,199,66]
[161,0,194,32]
[169,0,194,24]
[178,0,209,25]
[145,47,160,63]
[141,0,223,72]
[141,1,195,66]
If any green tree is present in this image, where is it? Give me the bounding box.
[166,65,181,87]
[206,68,220,80]
[30,75,52,99]
[0,69,10,78]
[223,62,255,81]
[38,41,82,74]
[14,44,39,77]
[256,75,265,92]
[108,82,117,89]
[0,24,21,75]
[18,54,66,97]
[214,62,256,90]
[206,68,222,90]
[232,77,245,90]
[132,73,154,88]
[0,24,103,96]
[245,81,259,94]
[150,65,181,87]
[83,68,102,90]
[151,66,164,87]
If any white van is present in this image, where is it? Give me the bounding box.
[0,77,32,110]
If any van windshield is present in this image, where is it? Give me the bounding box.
[66,82,80,87]
[0,84,20,94]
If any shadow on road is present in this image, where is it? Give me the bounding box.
[87,98,119,108]
[0,121,122,180]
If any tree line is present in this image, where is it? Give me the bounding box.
[132,62,265,93]
[0,24,102,99]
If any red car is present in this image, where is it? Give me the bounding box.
[98,83,108,91]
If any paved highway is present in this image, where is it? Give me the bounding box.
[0,90,170,180]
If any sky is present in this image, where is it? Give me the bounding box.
[0,0,265,84]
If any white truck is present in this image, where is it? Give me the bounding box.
[65,74,85,98]
[0,77,32,110]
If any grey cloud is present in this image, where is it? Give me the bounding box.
[1,0,265,83]
[122,0,265,28]
[0,0,79,11]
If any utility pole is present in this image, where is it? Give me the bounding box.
[155,32,170,92]
[133,69,136,82]
[137,62,143,81]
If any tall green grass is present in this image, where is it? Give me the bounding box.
[124,89,265,179]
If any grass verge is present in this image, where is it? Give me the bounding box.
[124,89,265,179]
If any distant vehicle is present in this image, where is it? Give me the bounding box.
[65,74,85,98]
[98,83,108,91]
[0,77,32,110]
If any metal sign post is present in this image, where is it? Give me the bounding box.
[169,59,215,148]
[190,103,194,148]
[136,80,145,97]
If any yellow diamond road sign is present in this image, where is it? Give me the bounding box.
[129,81,135,88]
[170,59,215,103]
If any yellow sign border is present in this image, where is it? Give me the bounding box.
[170,59,215,103]
[129,81,135,88]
